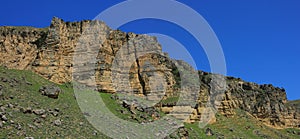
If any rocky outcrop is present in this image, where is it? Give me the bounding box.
[0,17,299,129]
[172,70,300,128]
[0,17,176,96]
[192,72,300,128]
[224,77,300,128]
[0,26,46,70]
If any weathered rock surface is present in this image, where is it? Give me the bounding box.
[39,85,61,99]
[0,17,299,129]
[191,72,300,128]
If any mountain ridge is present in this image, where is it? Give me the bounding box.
[0,17,299,134]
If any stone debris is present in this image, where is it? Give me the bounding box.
[39,85,61,99]
[33,109,46,115]
[53,119,62,126]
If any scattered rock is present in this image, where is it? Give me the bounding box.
[254,130,260,135]
[120,109,128,114]
[178,127,189,138]
[0,121,2,128]
[92,130,98,136]
[33,117,42,124]
[12,78,19,83]
[27,124,36,129]
[53,119,62,126]
[217,134,225,139]
[24,137,34,139]
[41,114,47,119]
[54,108,60,112]
[33,109,46,115]
[2,78,7,82]
[26,81,33,86]
[39,85,61,99]
[7,103,14,108]
[16,130,26,136]
[1,115,8,121]
[9,95,14,99]
[10,120,15,124]
[245,126,251,130]
[52,112,59,117]
[15,123,22,130]
[205,128,213,136]
[21,107,33,114]
[79,122,84,126]
[9,82,15,87]
[33,102,39,105]
[0,106,5,112]
[48,109,59,117]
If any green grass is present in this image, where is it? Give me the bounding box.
[100,93,137,122]
[159,95,179,106]
[0,66,164,138]
[0,67,109,138]
[184,109,300,139]
[100,93,165,123]
[184,123,215,139]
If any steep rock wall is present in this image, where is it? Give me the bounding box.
[0,17,299,129]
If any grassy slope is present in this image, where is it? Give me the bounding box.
[185,109,300,139]
[0,67,109,138]
[100,93,159,123]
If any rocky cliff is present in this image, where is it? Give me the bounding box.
[200,73,300,128]
[0,17,299,129]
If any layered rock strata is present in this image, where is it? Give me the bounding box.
[0,17,299,128]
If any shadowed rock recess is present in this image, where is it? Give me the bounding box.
[0,17,299,130]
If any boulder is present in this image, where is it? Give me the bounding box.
[39,85,61,99]
[1,115,7,121]
[33,109,46,115]
[205,128,213,136]
[53,119,62,126]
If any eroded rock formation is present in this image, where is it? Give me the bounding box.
[0,17,299,129]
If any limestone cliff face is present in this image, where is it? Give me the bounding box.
[0,17,176,96]
[0,26,46,70]
[198,73,300,128]
[0,18,84,83]
[0,17,299,129]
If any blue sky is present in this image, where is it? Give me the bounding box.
[1,0,299,100]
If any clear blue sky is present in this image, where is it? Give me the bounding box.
[1,0,299,100]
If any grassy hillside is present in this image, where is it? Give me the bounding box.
[0,67,109,138]
[185,109,300,139]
